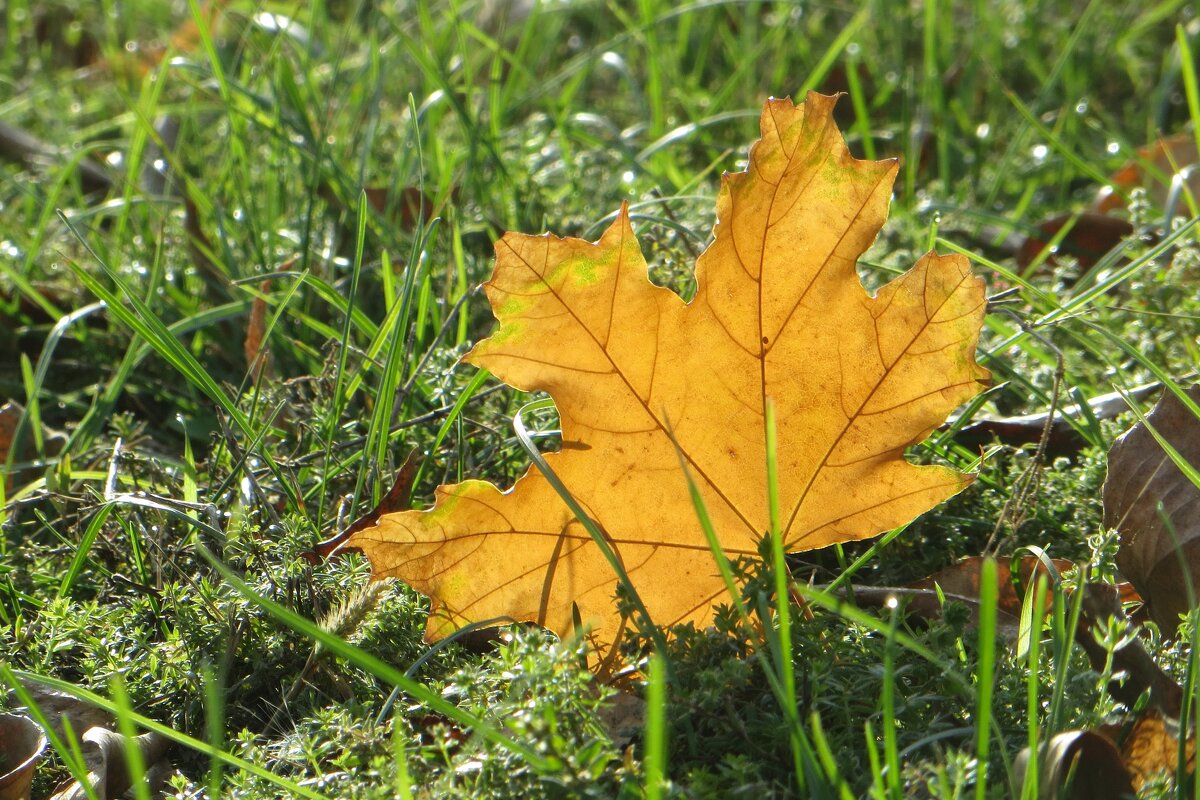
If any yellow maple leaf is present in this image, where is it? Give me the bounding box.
[341,92,989,651]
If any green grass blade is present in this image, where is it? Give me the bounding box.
[973,557,998,800]
[643,650,668,800]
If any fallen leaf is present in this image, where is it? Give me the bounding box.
[1096,134,1200,215]
[595,690,645,747]
[1014,729,1136,800]
[0,403,18,481]
[1075,583,1181,717]
[244,278,274,383]
[1114,711,1195,791]
[954,381,1158,455]
[0,714,45,800]
[335,92,989,652]
[310,453,420,564]
[851,555,1072,641]
[48,728,169,800]
[7,682,114,741]
[1103,385,1200,635]
[1017,710,1195,799]
[1016,212,1133,272]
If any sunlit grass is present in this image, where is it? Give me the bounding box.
[1,0,1197,796]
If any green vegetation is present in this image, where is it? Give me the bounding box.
[2,0,1198,796]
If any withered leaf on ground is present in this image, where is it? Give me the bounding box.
[954,381,1158,455]
[1110,712,1195,792]
[332,92,989,654]
[1014,728,1136,800]
[1096,134,1200,215]
[0,714,45,800]
[244,279,274,384]
[852,555,1071,640]
[48,728,169,800]
[1017,712,1195,799]
[1016,212,1134,272]
[1076,583,1181,717]
[912,555,1068,635]
[1104,385,1200,634]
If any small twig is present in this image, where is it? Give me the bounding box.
[648,186,701,261]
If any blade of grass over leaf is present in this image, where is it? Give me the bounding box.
[669,418,815,788]
[1020,574,1049,800]
[643,650,668,800]
[510,398,669,662]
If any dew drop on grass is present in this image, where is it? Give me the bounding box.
[975,123,990,139]
[1107,141,1121,155]
[1031,144,1049,162]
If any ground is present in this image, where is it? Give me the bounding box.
[2,1,1199,797]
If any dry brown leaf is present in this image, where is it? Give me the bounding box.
[851,556,1072,641]
[1076,583,1181,717]
[1115,712,1195,791]
[1014,729,1136,800]
[334,93,989,653]
[7,682,113,742]
[911,555,1068,614]
[0,714,46,800]
[1096,134,1200,214]
[595,691,645,747]
[244,278,274,383]
[0,403,18,490]
[955,381,1159,455]
[1016,212,1133,272]
[1017,711,1195,799]
[48,728,169,800]
[1104,385,1200,634]
[312,454,420,565]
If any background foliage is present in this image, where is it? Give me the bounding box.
[2,0,1198,796]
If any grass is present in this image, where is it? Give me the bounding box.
[2,0,1199,796]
